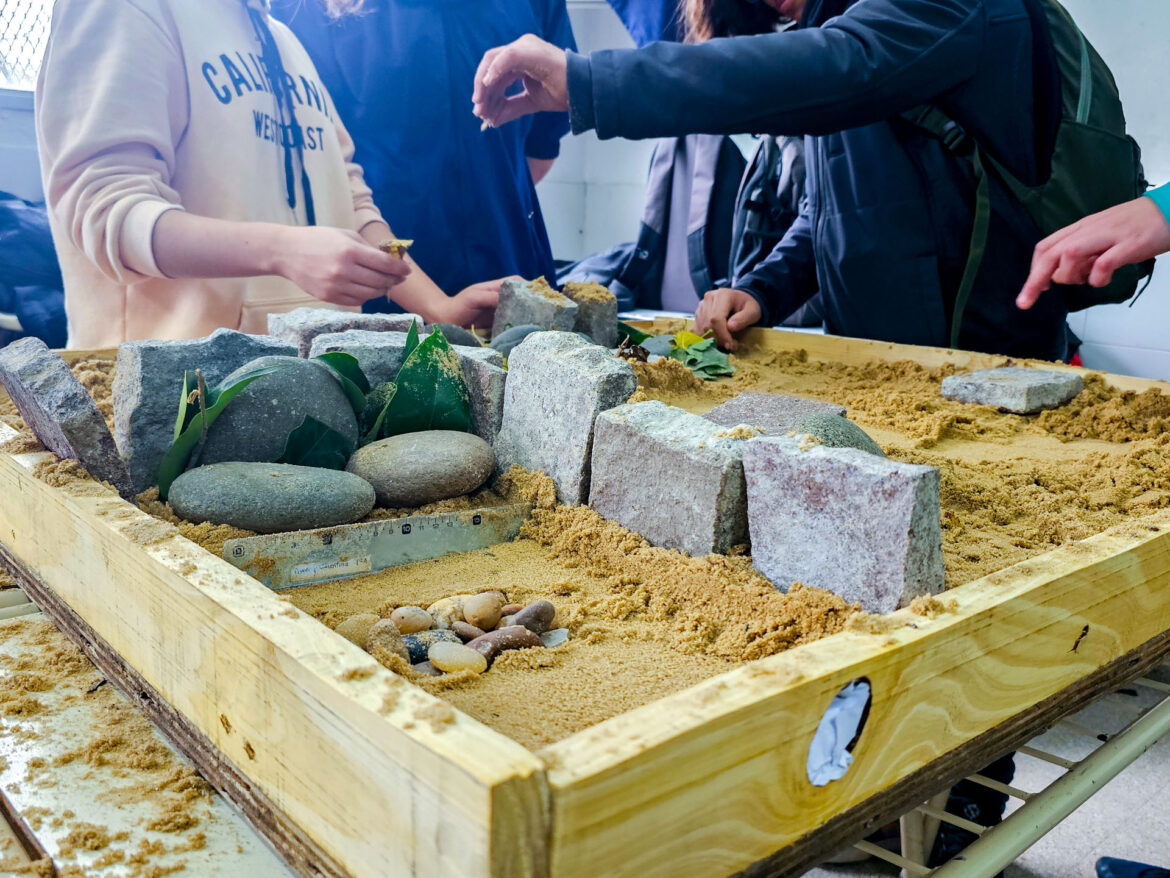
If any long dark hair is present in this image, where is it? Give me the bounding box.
[682,0,785,42]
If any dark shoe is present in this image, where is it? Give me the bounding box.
[1096,858,1170,878]
[928,753,1016,870]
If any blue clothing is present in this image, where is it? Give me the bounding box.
[605,0,683,46]
[273,0,575,305]
[1146,183,1170,225]
[568,0,1074,360]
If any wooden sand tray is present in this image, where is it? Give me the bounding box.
[2,328,1170,878]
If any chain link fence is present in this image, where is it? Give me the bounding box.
[0,0,52,89]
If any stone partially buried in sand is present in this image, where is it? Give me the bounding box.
[941,367,1084,414]
[268,308,421,357]
[0,337,133,497]
[562,281,618,348]
[790,412,885,457]
[347,431,495,507]
[168,462,375,534]
[704,392,846,435]
[198,356,359,465]
[491,278,578,338]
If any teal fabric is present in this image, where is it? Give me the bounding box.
[1146,184,1170,225]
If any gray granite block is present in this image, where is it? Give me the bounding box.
[491,279,578,339]
[590,401,752,555]
[268,308,422,357]
[742,437,943,614]
[563,282,619,348]
[112,329,295,493]
[494,332,636,504]
[455,348,507,442]
[704,392,846,434]
[0,338,133,497]
[940,367,1084,413]
[308,330,410,385]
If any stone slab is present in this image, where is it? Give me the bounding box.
[112,329,297,493]
[268,308,423,357]
[590,401,752,556]
[455,348,507,442]
[491,279,578,339]
[308,330,410,385]
[940,367,1084,413]
[742,437,944,613]
[703,392,846,434]
[0,337,133,497]
[494,332,636,504]
[563,282,618,348]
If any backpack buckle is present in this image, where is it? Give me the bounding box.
[941,120,973,155]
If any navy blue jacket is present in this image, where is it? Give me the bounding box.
[274,0,575,305]
[568,0,1072,360]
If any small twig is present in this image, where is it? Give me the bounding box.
[86,678,108,695]
[196,369,208,443]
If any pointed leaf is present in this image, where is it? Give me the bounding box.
[312,351,370,414]
[172,371,192,442]
[381,330,471,436]
[402,318,421,362]
[674,329,707,349]
[278,416,356,470]
[155,365,283,499]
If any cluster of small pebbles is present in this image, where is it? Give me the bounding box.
[333,591,568,678]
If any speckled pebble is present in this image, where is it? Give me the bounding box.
[466,625,543,666]
[335,614,380,648]
[366,619,410,667]
[390,606,433,634]
[402,629,461,664]
[452,621,486,642]
[428,642,488,675]
[427,594,474,629]
[513,600,555,635]
[463,592,505,630]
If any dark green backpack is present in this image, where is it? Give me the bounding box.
[905,0,1151,347]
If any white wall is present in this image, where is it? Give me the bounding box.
[539,0,1170,379]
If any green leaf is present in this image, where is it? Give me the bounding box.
[278,416,356,470]
[361,381,399,444]
[154,365,283,500]
[172,371,192,442]
[617,321,650,346]
[380,328,472,436]
[669,337,734,381]
[312,351,371,415]
[403,318,421,362]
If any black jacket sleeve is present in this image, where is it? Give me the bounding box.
[567,0,987,140]
[736,201,818,325]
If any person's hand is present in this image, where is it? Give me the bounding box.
[694,288,763,351]
[1018,196,1170,309]
[439,276,520,328]
[274,227,410,307]
[473,35,569,128]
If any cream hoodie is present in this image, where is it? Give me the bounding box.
[36,0,384,348]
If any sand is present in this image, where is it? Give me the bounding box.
[4,345,1170,749]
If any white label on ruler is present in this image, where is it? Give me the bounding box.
[289,556,372,583]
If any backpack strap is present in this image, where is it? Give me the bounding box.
[899,106,992,348]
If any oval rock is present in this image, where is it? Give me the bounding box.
[402,629,461,665]
[489,324,542,358]
[452,621,485,642]
[427,594,475,629]
[390,606,433,634]
[513,600,555,635]
[169,462,375,534]
[463,593,505,630]
[347,431,495,508]
[199,356,359,465]
[428,642,488,675]
[466,625,542,665]
[335,613,380,648]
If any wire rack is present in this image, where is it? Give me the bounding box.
[0,0,51,90]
